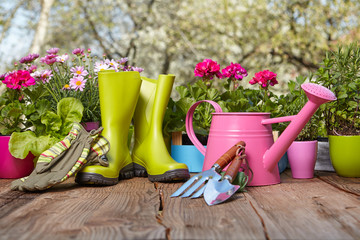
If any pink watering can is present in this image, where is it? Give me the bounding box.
[186,83,336,186]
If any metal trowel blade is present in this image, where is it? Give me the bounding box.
[203,178,240,206]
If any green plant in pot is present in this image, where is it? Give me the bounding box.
[0,50,87,178]
[279,76,321,178]
[0,71,84,178]
[315,42,360,177]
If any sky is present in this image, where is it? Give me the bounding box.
[0,1,33,73]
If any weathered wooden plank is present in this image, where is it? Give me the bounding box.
[0,177,165,240]
[159,182,266,240]
[247,170,360,239]
[316,171,360,196]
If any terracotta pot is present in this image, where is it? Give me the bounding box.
[287,140,318,179]
[329,135,360,177]
[0,136,35,179]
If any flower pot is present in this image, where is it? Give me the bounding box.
[287,140,318,179]
[0,136,35,179]
[170,132,206,173]
[329,135,360,177]
[81,121,100,131]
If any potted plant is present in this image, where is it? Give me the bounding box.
[315,42,360,177]
[0,71,42,178]
[0,47,143,178]
[0,63,84,178]
[280,76,320,178]
[165,59,227,172]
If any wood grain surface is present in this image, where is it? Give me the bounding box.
[0,170,359,240]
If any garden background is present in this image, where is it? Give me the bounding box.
[0,0,359,96]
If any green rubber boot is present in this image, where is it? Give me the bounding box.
[76,71,142,185]
[132,75,190,182]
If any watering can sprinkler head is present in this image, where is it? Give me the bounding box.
[301,83,337,105]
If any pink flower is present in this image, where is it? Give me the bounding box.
[0,73,7,81]
[40,70,53,83]
[2,70,36,89]
[131,66,144,73]
[119,57,128,65]
[46,48,59,54]
[40,54,58,65]
[194,59,223,80]
[249,70,278,89]
[94,61,110,72]
[70,76,87,91]
[221,63,248,80]
[70,66,88,76]
[72,48,84,55]
[105,59,119,71]
[56,54,69,63]
[31,69,53,83]
[26,65,38,73]
[19,53,40,64]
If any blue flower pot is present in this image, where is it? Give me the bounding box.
[171,144,205,173]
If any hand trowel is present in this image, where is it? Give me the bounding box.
[204,149,246,206]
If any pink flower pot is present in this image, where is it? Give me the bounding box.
[0,136,35,179]
[287,140,318,179]
[81,122,100,131]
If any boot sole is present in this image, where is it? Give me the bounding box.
[133,163,190,182]
[75,163,135,186]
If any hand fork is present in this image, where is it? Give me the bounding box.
[170,141,245,198]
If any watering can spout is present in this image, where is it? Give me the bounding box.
[263,83,337,171]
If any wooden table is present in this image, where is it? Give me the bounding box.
[0,170,359,240]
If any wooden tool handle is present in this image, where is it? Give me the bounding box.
[224,151,246,183]
[214,141,246,169]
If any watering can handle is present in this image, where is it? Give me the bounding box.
[185,100,223,156]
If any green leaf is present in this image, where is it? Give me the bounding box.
[57,97,84,135]
[41,111,62,132]
[36,99,53,116]
[348,101,358,110]
[9,131,36,159]
[175,86,190,98]
[31,135,58,156]
[337,92,348,99]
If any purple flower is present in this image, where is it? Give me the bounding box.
[40,54,58,65]
[26,65,38,73]
[132,66,144,73]
[46,48,59,54]
[19,53,40,64]
[222,63,248,80]
[72,48,84,55]
[119,57,128,65]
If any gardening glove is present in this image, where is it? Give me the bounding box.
[11,123,109,191]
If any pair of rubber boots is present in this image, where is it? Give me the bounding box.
[75,71,190,185]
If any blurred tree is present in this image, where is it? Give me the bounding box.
[0,0,359,91]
